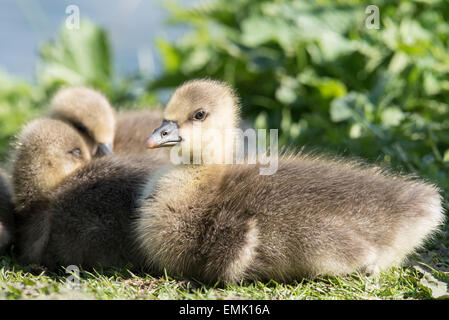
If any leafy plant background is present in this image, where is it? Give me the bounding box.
[2,0,449,206]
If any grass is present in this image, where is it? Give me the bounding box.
[1,239,449,300]
[0,261,434,300]
[1,205,448,301]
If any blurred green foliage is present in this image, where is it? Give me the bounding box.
[0,72,42,161]
[151,0,449,199]
[1,0,449,201]
[0,20,156,163]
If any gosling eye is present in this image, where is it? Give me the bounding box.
[68,148,82,159]
[192,109,207,121]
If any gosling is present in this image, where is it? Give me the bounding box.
[136,79,445,283]
[51,86,170,162]
[12,118,154,270]
[50,86,115,157]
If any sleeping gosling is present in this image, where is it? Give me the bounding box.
[50,86,115,157]
[12,118,154,270]
[51,86,170,162]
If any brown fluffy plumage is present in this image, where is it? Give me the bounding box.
[12,118,155,269]
[0,169,14,255]
[12,118,90,263]
[135,79,445,283]
[114,109,170,163]
[18,156,154,269]
[12,118,91,211]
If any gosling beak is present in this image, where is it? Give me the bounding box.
[95,143,113,157]
[146,120,181,149]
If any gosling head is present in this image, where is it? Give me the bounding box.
[12,118,91,209]
[146,79,240,163]
[50,86,115,157]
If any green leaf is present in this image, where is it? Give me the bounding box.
[330,95,355,122]
[423,72,440,95]
[241,16,276,47]
[180,47,212,74]
[241,16,295,51]
[156,39,181,73]
[316,79,347,99]
[38,19,112,91]
[388,52,409,73]
[442,149,449,162]
[381,107,405,127]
